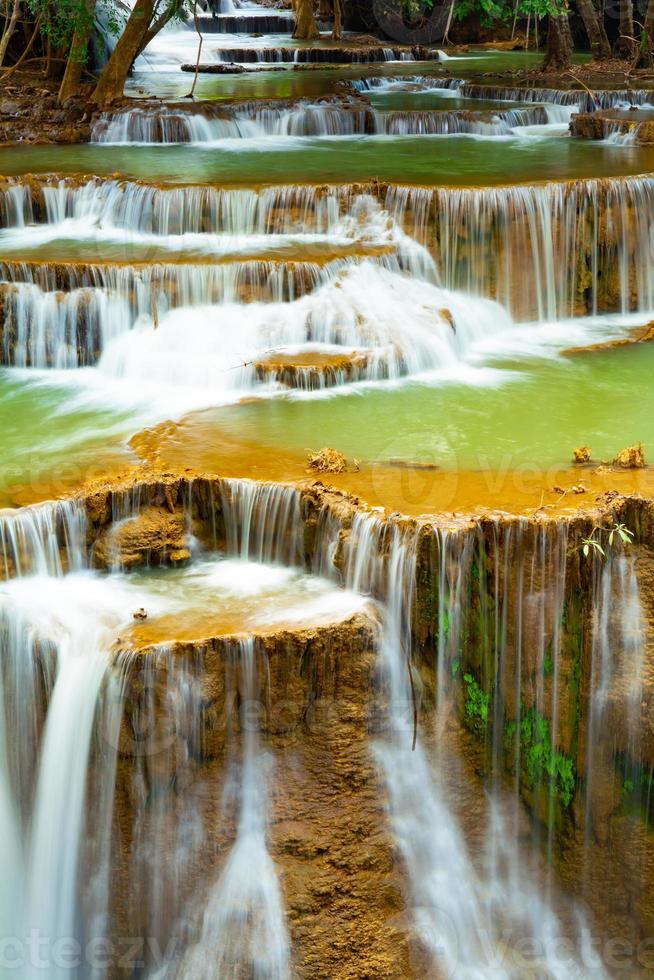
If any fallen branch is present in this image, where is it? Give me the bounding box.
[565,70,598,110]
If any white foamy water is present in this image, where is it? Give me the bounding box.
[0,541,368,975]
[92,263,514,409]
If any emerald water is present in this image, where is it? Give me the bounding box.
[188,323,654,470]
[2,135,652,185]
[0,373,133,504]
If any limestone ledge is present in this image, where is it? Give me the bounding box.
[6,471,654,949]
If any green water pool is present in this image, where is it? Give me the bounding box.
[0,372,134,504]
[1,134,652,187]
[209,339,654,471]
[125,50,580,101]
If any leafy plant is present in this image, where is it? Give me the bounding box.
[581,535,605,559]
[506,707,576,808]
[608,522,634,547]
[580,521,634,560]
[463,672,490,732]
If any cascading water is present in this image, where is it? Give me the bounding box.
[89,102,552,143]
[585,552,646,836]
[3,175,653,326]
[325,510,610,977]
[174,637,291,980]
[4,11,654,969]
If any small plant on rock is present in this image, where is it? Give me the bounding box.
[580,521,634,560]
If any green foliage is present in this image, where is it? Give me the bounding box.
[452,0,507,27]
[463,672,490,732]
[581,521,634,561]
[23,0,189,64]
[506,707,576,808]
[451,0,561,27]
[399,0,434,19]
[25,0,92,51]
[608,522,634,547]
[542,647,553,676]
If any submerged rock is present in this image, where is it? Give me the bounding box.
[573,445,592,464]
[613,443,646,468]
[307,447,350,473]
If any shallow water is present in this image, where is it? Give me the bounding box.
[125,49,577,101]
[0,372,133,504]
[2,133,653,186]
[209,316,654,470]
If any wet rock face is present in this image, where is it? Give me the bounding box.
[91,506,192,570]
[411,512,654,948]
[105,614,414,979]
[571,110,654,144]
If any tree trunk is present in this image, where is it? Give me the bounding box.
[0,0,21,67]
[91,0,156,105]
[576,0,611,59]
[614,0,636,55]
[136,0,184,58]
[332,0,342,39]
[640,0,654,66]
[59,0,97,103]
[543,11,572,70]
[292,0,319,39]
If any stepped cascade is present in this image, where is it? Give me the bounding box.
[2,6,654,979]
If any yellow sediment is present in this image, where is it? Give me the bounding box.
[128,410,654,518]
[0,241,394,268]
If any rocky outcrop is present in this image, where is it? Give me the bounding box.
[254,350,374,390]
[105,611,415,979]
[91,506,192,570]
[570,109,654,143]
[7,473,654,955]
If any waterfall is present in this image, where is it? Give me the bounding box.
[456,83,654,111]
[0,182,32,228]
[309,509,609,976]
[351,77,654,110]
[90,262,513,402]
[116,646,210,975]
[211,45,419,63]
[219,479,303,565]
[374,105,548,135]
[0,499,87,578]
[90,103,551,143]
[585,553,646,841]
[2,282,131,369]
[91,103,373,142]
[195,11,294,32]
[4,175,653,320]
[351,75,465,91]
[386,177,654,319]
[174,637,290,980]
[0,566,159,977]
